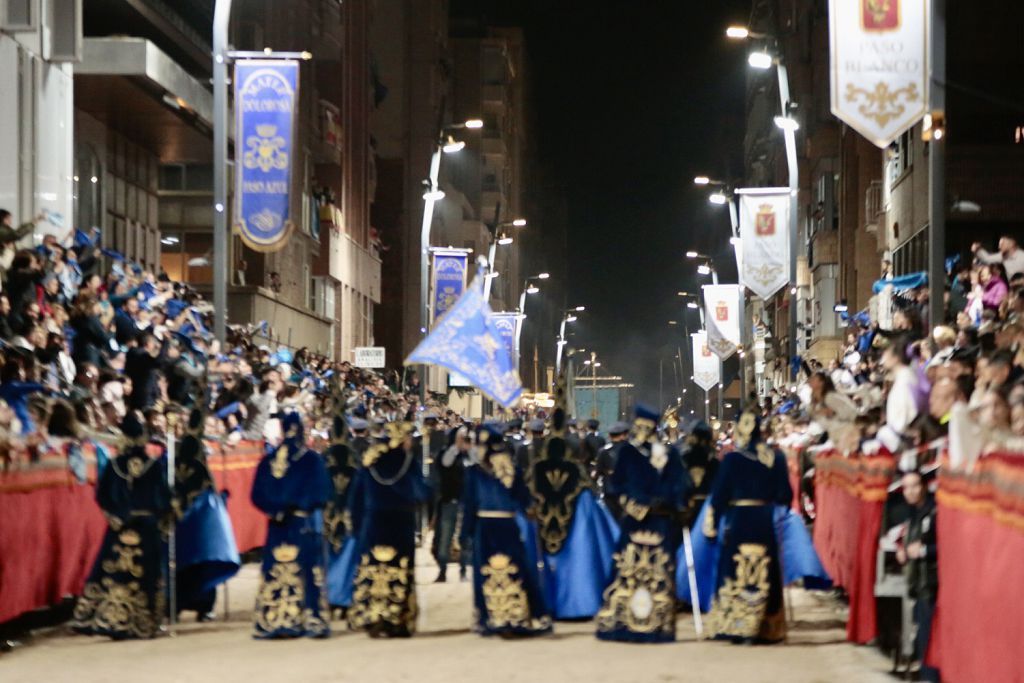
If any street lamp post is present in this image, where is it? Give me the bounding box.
[417,118,483,399]
[729,28,800,381]
[688,254,724,420]
[514,272,548,378]
[555,306,584,375]
[483,218,527,303]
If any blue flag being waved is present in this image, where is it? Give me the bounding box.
[406,263,522,408]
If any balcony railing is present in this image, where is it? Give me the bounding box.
[865,179,884,233]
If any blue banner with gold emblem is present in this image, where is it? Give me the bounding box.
[431,250,469,325]
[234,60,298,253]
[407,270,523,408]
[491,312,519,370]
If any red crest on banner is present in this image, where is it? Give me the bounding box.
[756,204,776,236]
[701,344,711,357]
[715,302,728,321]
[862,0,899,31]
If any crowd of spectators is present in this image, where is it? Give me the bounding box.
[0,209,463,473]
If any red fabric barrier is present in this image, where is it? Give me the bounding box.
[812,451,894,644]
[930,454,1024,683]
[0,440,264,625]
[207,440,265,554]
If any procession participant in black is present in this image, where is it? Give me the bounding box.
[323,391,358,611]
[461,424,552,637]
[593,421,628,519]
[251,412,333,639]
[580,418,606,470]
[72,413,172,639]
[172,406,240,622]
[595,404,692,643]
[347,421,432,637]
[703,410,792,644]
[528,377,618,619]
[432,426,474,582]
[514,418,546,471]
[680,420,719,527]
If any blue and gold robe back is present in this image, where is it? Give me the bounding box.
[462,454,552,637]
[251,440,332,639]
[72,445,172,639]
[595,440,691,643]
[346,445,430,637]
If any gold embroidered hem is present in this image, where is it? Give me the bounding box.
[254,546,306,634]
[480,553,535,630]
[595,532,675,638]
[347,545,416,634]
[708,543,785,641]
[72,576,159,638]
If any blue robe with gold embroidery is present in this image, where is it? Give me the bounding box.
[595,440,691,643]
[346,445,431,637]
[529,437,618,619]
[703,445,792,643]
[174,431,239,613]
[323,440,358,608]
[461,456,552,636]
[251,439,333,639]
[72,446,172,640]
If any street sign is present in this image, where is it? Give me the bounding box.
[828,0,929,148]
[353,346,386,368]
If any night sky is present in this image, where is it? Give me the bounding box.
[460,1,752,408]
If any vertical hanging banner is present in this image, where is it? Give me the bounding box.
[430,250,470,325]
[739,188,791,301]
[829,0,929,148]
[234,60,299,252]
[491,312,521,377]
[691,331,720,392]
[703,284,742,360]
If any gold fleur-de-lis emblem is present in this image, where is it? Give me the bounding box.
[244,124,289,173]
[545,470,569,492]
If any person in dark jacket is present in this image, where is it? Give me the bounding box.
[432,426,474,582]
[897,470,939,682]
[580,418,606,469]
[6,250,44,333]
[125,332,164,411]
[69,294,113,369]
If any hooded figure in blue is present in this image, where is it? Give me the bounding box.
[527,378,618,620]
[73,413,172,639]
[461,423,552,637]
[703,410,793,643]
[595,404,691,643]
[173,407,240,620]
[250,411,333,639]
[346,421,431,637]
[324,411,359,610]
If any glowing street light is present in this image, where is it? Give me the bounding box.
[693,175,711,185]
[463,118,484,129]
[774,115,800,132]
[511,218,527,227]
[422,189,445,201]
[497,236,514,246]
[748,51,774,70]
[442,136,465,154]
[709,191,728,205]
[725,26,750,39]
[537,272,550,279]
[526,285,539,294]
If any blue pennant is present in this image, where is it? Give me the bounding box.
[405,273,523,408]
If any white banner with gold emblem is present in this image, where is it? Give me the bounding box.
[691,330,720,392]
[703,284,742,360]
[739,189,790,301]
[829,0,929,149]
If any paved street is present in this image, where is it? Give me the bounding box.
[3,550,890,683]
